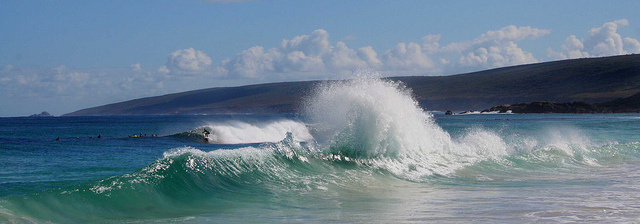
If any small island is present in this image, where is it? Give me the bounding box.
[29,111,54,117]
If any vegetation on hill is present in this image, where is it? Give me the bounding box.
[64,54,640,116]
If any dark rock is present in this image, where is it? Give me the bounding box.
[485,101,599,113]
[484,92,640,113]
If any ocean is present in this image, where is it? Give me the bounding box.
[2,78,640,223]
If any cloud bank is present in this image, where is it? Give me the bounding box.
[217,29,381,79]
[216,25,554,79]
[2,19,639,116]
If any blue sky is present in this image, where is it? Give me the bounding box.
[1,0,639,116]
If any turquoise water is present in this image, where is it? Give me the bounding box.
[2,79,640,223]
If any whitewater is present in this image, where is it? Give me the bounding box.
[1,78,640,223]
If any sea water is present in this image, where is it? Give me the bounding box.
[1,78,640,223]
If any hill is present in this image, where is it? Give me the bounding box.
[64,54,640,116]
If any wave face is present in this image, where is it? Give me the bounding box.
[0,134,370,223]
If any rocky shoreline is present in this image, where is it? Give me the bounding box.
[483,101,600,114]
[455,92,640,114]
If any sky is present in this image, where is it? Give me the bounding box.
[1,0,640,117]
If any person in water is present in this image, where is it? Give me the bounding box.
[203,129,210,138]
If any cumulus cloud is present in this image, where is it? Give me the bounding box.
[166,48,212,73]
[368,25,551,75]
[219,46,278,78]
[356,46,382,67]
[157,66,170,74]
[474,25,551,44]
[52,64,66,74]
[457,42,538,69]
[219,29,381,79]
[381,42,435,72]
[130,63,142,72]
[0,64,179,116]
[450,26,549,71]
[624,37,640,53]
[326,42,367,71]
[421,34,441,54]
[218,26,555,78]
[548,19,640,60]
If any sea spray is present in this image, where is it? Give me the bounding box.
[204,120,313,144]
[304,77,511,179]
[172,119,313,144]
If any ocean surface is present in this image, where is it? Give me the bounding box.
[2,79,640,223]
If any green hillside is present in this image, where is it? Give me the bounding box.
[64,54,640,116]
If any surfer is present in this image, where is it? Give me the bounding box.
[203,129,210,139]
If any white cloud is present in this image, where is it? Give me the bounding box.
[326,42,365,71]
[0,64,180,116]
[446,25,548,72]
[421,34,441,54]
[382,42,435,72]
[166,48,212,73]
[458,42,538,69]
[563,35,589,58]
[548,19,640,60]
[586,19,628,56]
[219,26,554,78]
[474,25,551,44]
[157,66,170,74]
[219,29,380,79]
[52,64,66,74]
[219,46,278,78]
[130,63,142,72]
[356,46,382,67]
[624,37,640,53]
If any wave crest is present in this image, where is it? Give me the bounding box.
[171,119,313,144]
[304,78,512,179]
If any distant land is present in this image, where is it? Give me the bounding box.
[482,91,640,114]
[64,54,640,116]
[29,111,53,117]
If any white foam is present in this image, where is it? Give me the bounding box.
[204,120,313,144]
[304,76,512,179]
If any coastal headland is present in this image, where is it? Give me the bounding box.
[64,54,640,116]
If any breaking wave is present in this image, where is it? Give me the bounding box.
[3,76,640,223]
[171,119,313,144]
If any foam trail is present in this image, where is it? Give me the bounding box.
[204,120,313,144]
